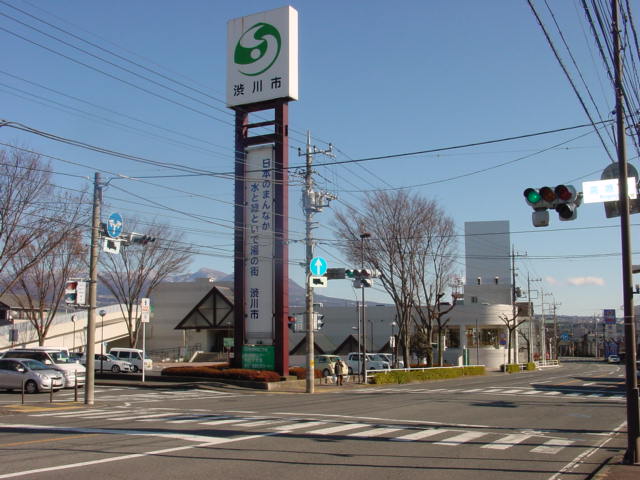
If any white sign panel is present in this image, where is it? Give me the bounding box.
[76,281,87,306]
[227,6,298,107]
[582,177,637,203]
[245,145,275,344]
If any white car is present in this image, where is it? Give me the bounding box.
[81,354,134,373]
[0,358,64,393]
[345,352,390,374]
[607,355,621,364]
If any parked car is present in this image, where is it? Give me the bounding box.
[0,358,64,393]
[80,354,133,373]
[314,355,344,377]
[374,353,404,368]
[607,355,621,364]
[345,352,390,374]
[1,348,86,388]
[109,348,153,372]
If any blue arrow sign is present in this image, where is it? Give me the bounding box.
[107,213,123,238]
[310,256,328,276]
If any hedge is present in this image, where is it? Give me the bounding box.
[372,366,485,384]
[526,362,536,371]
[289,367,322,379]
[161,365,281,382]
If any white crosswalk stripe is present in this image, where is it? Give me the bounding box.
[434,431,487,446]
[23,409,581,455]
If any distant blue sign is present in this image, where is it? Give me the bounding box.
[603,309,616,325]
[561,333,569,342]
[309,257,328,276]
[107,213,123,238]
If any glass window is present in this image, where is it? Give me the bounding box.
[446,328,460,348]
[480,328,500,348]
[465,328,477,347]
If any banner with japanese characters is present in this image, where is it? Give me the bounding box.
[244,145,275,344]
[227,5,298,107]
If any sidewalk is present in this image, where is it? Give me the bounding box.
[593,456,639,480]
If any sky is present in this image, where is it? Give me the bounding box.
[0,0,638,318]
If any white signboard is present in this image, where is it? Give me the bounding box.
[76,281,87,306]
[140,298,150,323]
[227,6,298,107]
[582,177,637,203]
[245,145,275,344]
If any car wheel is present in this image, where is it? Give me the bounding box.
[24,380,38,394]
[132,365,139,373]
[322,368,330,377]
[111,365,121,373]
[348,367,353,375]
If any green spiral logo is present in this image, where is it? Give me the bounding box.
[234,22,281,77]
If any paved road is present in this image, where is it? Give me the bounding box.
[0,361,629,479]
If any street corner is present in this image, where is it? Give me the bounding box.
[0,402,86,414]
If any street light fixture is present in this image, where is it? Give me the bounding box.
[391,321,397,368]
[99,310,106,374]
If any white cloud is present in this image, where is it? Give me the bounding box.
[567,276,605,286]
[545,276,559,285]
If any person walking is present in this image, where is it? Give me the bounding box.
[334,358,344,386]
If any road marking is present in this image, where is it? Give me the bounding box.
[0,424,275,479]
[482,434,532,450]
[392,428,446,441]
[531,438,574,454]
[348,427,402,437]
[237,419,285,428]
[461,388,483,392]
[502,389,523,394]
[543,391,562,396]
[122,412,185,421]
[167,415,227,424]
[198,418,252,426]
[307,423,368,435]
[272,421,326,432]
[522,390,539,395]
[0,434,96,448]
[434,431,487,446]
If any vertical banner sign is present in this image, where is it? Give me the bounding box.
[227,6,298,107]
[603,309,616,325]
[245,145,275,344]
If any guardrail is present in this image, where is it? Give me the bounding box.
[535,359,560,368]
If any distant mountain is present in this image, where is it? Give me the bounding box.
[165,268,231,283]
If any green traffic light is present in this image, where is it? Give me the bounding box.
[524,188,541,204]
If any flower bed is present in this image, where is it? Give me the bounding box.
[161,365,281,382]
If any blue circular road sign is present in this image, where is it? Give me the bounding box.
[310,257,328,276]
[107,213,123,238]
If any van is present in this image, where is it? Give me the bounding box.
[345,352,390,374]
[109,348,152,372]
[1,347,86,388]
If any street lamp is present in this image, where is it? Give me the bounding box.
[99,310,106,374]
[391,321,397,368]
[359,231,371,384]
[71,314,77,352]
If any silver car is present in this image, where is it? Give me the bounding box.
[0,358,64,393]
[81,354,134,373]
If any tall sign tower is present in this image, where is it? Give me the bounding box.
[227,6,298,375]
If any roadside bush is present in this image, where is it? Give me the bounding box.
[372,366,485,384]
[526,362,536,371]
[503,364,521,373]
[288,367,322,379]
[161,365,281,382]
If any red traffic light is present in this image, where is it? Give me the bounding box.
[554,184,573,201]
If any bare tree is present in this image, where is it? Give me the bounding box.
[410,207,458,366]
[499,310,527,364]
[334,191,455,367]
[98,220,194,347]
[0,148,83,296]
[8,230,87,345]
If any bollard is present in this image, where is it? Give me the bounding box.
[21,378,25,405]
[49,381,53,403]
[74,379,78,402]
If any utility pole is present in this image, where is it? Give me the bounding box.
[612,0,639,464]
[84,172,100,405]
[527,274,541,363]
[300,131,334,394]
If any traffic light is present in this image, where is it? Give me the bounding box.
[345,269,356,278]
[129,233,156,245]
[523,184,582,226]
[64,280,87,305]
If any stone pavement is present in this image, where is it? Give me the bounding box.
[593,456,639,480]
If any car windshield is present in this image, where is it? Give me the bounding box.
[49,351,72,364]
[106,354,119,361]
[21,359,49,371]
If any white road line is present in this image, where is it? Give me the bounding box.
[271,421,326,432]
[543,391,562,396]
[167,415,227,424]
[307,423,368,435]
[531,438,574,454]
[522,390,539,395]
[434,431,487,446]
[462,388,483,392]
[392,428,446,441]
[198,418,252,426]
[0,424,275,479]
[348,427,402,438]
[125,412,185,421]
[237,419,285,428]
[481,434,532,450]
[502,389,523,394]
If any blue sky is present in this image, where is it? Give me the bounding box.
[0,0,637,318]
